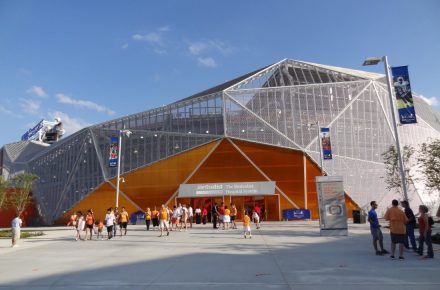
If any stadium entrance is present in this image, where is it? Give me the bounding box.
[176,181,279,221]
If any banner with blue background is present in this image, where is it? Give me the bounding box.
[391,66,417,124]
[320,127,332,160]
[109,136,118,167]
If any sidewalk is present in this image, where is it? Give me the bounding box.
[0,221,439,290]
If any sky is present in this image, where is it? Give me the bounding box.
[0,0,439,146]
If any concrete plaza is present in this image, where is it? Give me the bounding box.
[0,221,439,290]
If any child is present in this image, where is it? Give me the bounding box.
[96,220,104,240]
[76,212,85,241]
[11,213,22,248]
[243,211,252,239]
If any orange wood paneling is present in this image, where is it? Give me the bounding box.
[107,141,219,209]
[187,139,266,183]
[57,182,139,225]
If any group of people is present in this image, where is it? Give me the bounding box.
[67,207,130,240]
[142,203,262,238]
[368,199,434,260]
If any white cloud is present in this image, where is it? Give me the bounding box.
[133,32,163,45]
[132,26,171,49]
[419,95,439,107]
[189,42,208,55]
[48,111,90,136]
[188,40,233,56]
[122,43,129,49]
[158,26,171,32]
[153,48,167,55]
[26,86,47,97]
[20,98,41,115]
[0,105,13,115]
[56,93,115,115]
[197,57,217,68]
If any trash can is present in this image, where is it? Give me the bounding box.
[353,210,366,224]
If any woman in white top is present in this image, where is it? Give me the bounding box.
[105,208,115,239]
[76,212,85,241]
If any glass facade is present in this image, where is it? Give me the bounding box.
[2,59,440,223]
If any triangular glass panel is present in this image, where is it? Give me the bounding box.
[227,81,370,149]
[224,94,299,149]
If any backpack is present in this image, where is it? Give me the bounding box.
[428,216,434,227]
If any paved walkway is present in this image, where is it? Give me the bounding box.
[0,221,439,290]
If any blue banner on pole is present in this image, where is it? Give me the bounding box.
[391,66,417,124]
[320,127,332,160]
[109,136,118,167]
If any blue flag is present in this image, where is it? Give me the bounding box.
[391,66,417,124]
[320,128,332,160]
[109,136,118,167]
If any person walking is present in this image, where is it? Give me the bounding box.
[145,208,152,231]
[253,204,261,229]
[195,207,202,224]
[211,203,218,229]
[243,211,252,239]
[105,208,115,240]
[230,204,237,229]
[151,206,159,230]
[159,204,170,237]
[384,199,408,260]
[119,207,129,236]
[367,201,388,255]
[401,200,417,252]
[11,213,23,248]
[223,206,231,230]
[418,205,434,259]
[96,219,104,240]
[76,211,85,241]
[188,205,194,228]
[85,209,95,241]
[113,207,119,237]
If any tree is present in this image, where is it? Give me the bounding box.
[0,176,9,209]
[381,144,416,200]
[418,139,440,192]
[7,173,38,216]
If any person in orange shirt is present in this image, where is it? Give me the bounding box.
[159,204,170,237]
[151,206,159,230]
[243,211,252,239]
[119,207,129,236]
[223,206,231,230]
[85,209,95,241]
[384,199,408,260]
[96,219,104,240]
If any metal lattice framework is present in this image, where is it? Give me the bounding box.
[3,59,440,223]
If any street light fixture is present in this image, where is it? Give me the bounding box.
[308,121,324,176]
[362,56,409,202]
[116,129,132,208]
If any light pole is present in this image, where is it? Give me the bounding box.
[308,121,324,176]
[116,129,132,208]
[363,56,409,202]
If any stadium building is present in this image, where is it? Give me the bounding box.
[1,59,440,225]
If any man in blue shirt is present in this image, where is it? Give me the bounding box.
[368,201,388,255]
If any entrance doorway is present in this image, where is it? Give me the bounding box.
[176,194,279,221]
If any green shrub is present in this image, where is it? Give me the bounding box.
[0,230,44,238]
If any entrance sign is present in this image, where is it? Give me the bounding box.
[315,176,348,236]
[179,181,276,198]
[391,66,417,124]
